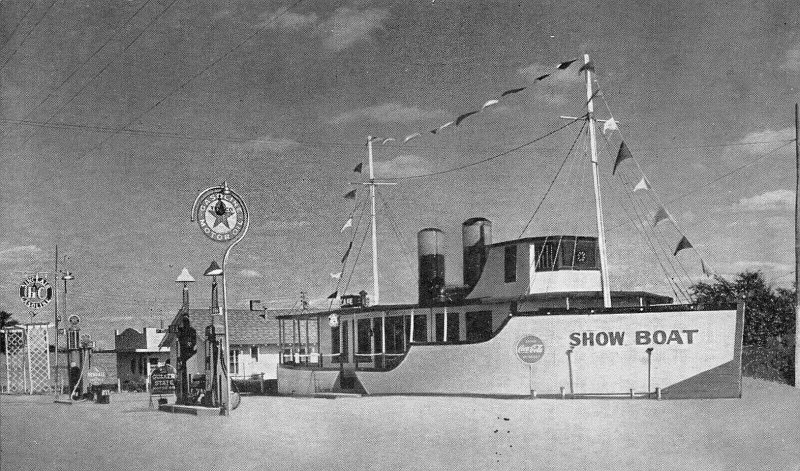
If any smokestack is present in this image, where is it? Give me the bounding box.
[462,218,492,290]
[418,228,446,305]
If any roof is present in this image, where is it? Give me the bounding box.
[161,307,321,347]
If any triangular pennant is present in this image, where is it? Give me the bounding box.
[501,87,526,97]
[652,207,670,227]
[341,241,353,263]
[673,236,693,256]
[368,136,381,143]
[632,177,651,192]
[381,138,395,145]
[455,110,479,126]
[481,99,499,110]
[258,313,266,319]
[578,61,595,74]
[403,132,421,144]
[535,73,550,81]
[557,59,577,70]
[340,218,353,232]
[330,272,342,279]
[327,291,338,299]
[602,117,618,134]
[344,189,356,199]
[613,141,633,175]
[353,163,363,173]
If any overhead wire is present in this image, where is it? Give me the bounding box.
[0,1,38,50]
[0,0,61,72]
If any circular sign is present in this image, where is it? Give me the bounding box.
[86,366,107,386]
[68,314,80,326]
[328,313,339,328]
[195,187,246,242]
[515,335,545,364]
[19,275,53,309]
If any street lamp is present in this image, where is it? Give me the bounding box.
[59,271,74,394]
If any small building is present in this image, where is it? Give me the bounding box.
[115,327,171,390]
[161,308,310,381]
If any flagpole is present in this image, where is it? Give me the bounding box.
[794,102,799,388]
[368,135,380,305]
[584,54,612,308]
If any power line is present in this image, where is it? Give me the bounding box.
[0,0,61,72]
[0,1,38,51]
[4,0,158,132]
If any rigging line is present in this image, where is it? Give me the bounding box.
[376,189,416,277]
[13,0,182,148]
[0,0,61,72]
[387,115,587,181]
[5,0,159,131]
[2,115,793,154]
[342,215,372,300]
[0,1,38,51]
[613,165,692,303]
[599,131,695,299]
[607,140,795,233]
[517,120,587,239]
[334,195,369,294]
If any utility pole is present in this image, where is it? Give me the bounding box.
[795,102,799,388]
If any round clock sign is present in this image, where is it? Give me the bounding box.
[195,187,246,242]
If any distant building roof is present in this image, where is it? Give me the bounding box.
[160,307,319,347]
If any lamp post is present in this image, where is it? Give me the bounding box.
[60,271,74,394]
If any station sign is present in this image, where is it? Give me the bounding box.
[150,366,177,395]
[86,366,107,386]
[19,275,53,309]
[194,187,246,242]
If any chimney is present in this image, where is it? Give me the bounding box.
[462,218,492,290]
[418,228,446,305]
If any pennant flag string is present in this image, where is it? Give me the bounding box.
[430,121,454,134]
[340,217,353,232]
[501,87,526,97]
[353,162,363,173]
[403,132,421,144]
[652,207,670,227]
[557,58,577,69]
[344,189,356,199]
[633,176,650,192]
[602,117,618,135]
[455,110,479,126]
[330,272,342,279]
[578,61,594,74]
[613,141,633,175]
[700,259,713,277]
[381,138,395,145]
[481,99,500,110]
[327,291,338,299]
[536,73,551,81]
[673,236,693,256]
[341,241,353,263]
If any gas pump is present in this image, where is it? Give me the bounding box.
[175,314,196,404]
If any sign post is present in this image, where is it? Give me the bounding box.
[149,365,177,408]
[191,182,249,416]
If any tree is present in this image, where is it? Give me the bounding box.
[691,271,795,385]
[0,310,19,352]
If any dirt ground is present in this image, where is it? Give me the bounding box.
[1,378,798,471]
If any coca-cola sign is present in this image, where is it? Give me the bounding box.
[515,335,545,364]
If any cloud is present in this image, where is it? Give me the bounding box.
[781,43,800,72]
[734,189,794,211]
[329,103,449,125]
[738,127,794,154]
[713,260,793,275]
[239,269,263,278]
[260,6,389,52]
[0,245,42,260]
[517,62,581,104]
[373,155,430,178]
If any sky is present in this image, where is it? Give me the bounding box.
[1,0,798,347]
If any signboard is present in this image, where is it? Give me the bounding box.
[515,335,545,364]
[19,275,53,309]
[86,366,107,386]
[194,187,246,242]
[150,366,177,395]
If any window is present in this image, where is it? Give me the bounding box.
[229,349,240,375]
[405,314,427,342]
[138,357,145,375]
[357,319,372,355]
[504,245,517,282]
[341,320,349,363]
[574,239,598,269]
[130,359,135,374]
[436,312,460,342]
[465,311,492,342]
[535,242,557,271]
[250,346,258,361]
[384,316,404,353]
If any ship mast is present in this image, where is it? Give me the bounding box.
[363,136,396,306]
[583,54,612,307]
